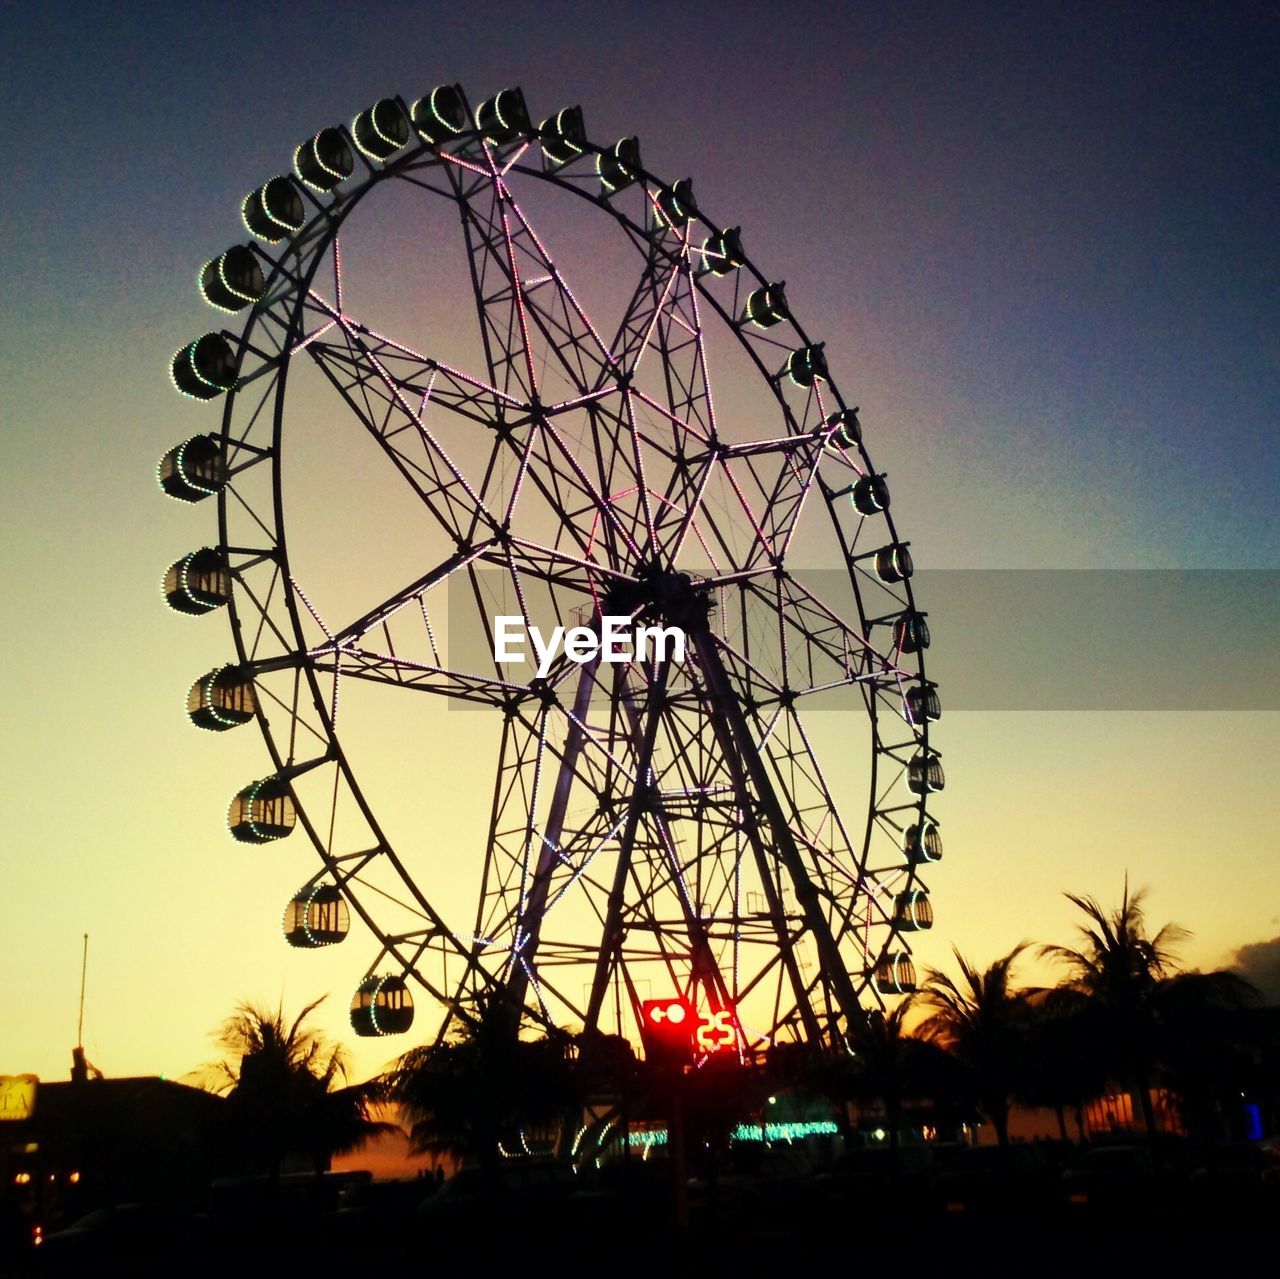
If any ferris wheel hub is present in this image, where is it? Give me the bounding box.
[603,564,713,629]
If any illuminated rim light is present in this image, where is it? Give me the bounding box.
[851,474,889,516]
[198,246,265,313]
[824,408,861,449]
[477,87,531,146]
[786,343,827,387]
[875,952,917,994]
[893,611,930,653]
[169,333,237,400]
[241,177,305,241]
[905,681,940,725]
[294,128,354,192]
[904,819,942,864]
[655,179,695,229]
[187,664,256,731]
[907,750,945,795]
[894,888,933,931]
[875,543,914,583]
[163,547,230,615]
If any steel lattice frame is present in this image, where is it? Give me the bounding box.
[163,85,942,1055]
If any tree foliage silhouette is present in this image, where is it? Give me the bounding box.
[209,997,385,1180]
[1040,880,1256,1145]
[916,944,1034,1149]
[820,1004,960,1155]
[382,998,579,1184]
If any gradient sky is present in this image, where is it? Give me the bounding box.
[2,0,1276,1085]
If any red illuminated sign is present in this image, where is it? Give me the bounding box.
[638,999,739,1062]
[695,1008,737,1054]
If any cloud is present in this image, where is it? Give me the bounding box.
[1227,936,1280,1003]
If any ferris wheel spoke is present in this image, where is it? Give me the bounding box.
[519,417,646,562]
[642,696,819,1030]
[610,244,684,378]
[707,597,912,927]
[323,543,496,649]
[697,455,779,569]
[704,442,828,572]
[226,555,301,664]
[497,658,601,1008]
[763,447,828,562]
[459,176,540,401]
[486,167,618,388]
[648,240,726,555]
[304,329,505,547]
[775,572,918,687]
[625,695,736,1011]
[599,233,726,562]
[309,650,521,704]
[447,168,675,560]
[292,261,523,422]
[450,158,617,410]
[696,635,862,873]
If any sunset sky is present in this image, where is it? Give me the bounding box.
[2,1,1276,1086]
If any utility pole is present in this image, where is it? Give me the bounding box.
[71,934,91,1083]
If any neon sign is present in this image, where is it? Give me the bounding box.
[638,999,739,1063]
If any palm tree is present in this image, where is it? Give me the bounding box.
[382,998,579,1186]
[209,997,385,1181]
[1041,880,1257,1147]
[1018,990,1103,1143]
[916,944,1034,1150]
[827,1005,957,1156]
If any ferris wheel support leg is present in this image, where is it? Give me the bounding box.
[584,658,672,1034]
[688,626,864,1045]
[498,653,601,1026]
[615,691,734,1017]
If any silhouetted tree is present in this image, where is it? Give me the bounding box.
[821,1005,957,1157]
[382,998,579,1186]
[1018,990,1103,1143]
[916,945,1034,1150]
[1040,881,1256,1147]
[209,997,385,1181]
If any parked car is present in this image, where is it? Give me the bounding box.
[1060,1139,1193,1217]
[932,1142,1061,1218]
[38,1203,209,1269]
[812,1145,938,1222]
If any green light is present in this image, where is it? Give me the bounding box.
[731,1120,838,1142]
[625,1128,668,1148]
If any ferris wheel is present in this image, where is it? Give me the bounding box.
[157,82,942,1054]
